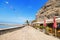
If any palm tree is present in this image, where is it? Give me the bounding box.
[26,20,29,25]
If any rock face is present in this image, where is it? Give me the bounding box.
[36,0,60,22]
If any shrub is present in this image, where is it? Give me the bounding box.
[39,26,44,29]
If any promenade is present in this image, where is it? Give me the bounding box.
[0,26,59,40]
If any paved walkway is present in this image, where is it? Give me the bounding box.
[0,26,60,40]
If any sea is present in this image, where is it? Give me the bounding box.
[0,25,11,28]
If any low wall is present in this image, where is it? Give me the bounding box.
[0,26,25,35]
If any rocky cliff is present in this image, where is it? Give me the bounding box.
[36,0,60,21]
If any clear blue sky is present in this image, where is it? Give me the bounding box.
[0,0,48,24]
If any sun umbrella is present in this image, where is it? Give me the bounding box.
[43,18,47,33]
[53,16,57,28]
[53,16,57,36]
[43,19,47,27]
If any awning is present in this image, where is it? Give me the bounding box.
[33,18,60,24]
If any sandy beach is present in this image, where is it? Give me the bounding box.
[0,26,59,40]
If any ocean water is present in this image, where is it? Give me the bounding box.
[0,25,11,28]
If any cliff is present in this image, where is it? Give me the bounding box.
[36,0,60,22]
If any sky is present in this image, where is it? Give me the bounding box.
[0,0,48,24]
